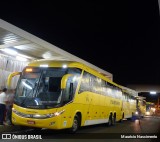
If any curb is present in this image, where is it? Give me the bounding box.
[0,125,22,133]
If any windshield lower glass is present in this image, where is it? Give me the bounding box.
[14,67,81,109]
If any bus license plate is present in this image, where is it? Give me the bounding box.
[27,120,35,125]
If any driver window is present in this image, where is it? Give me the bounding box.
[48,77,61,92]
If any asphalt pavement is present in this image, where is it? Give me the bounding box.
[0,114,160,142]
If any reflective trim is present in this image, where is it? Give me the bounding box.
[124,114,132,119]
[84,118,109,126]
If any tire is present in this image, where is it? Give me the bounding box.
[69,115,80,133]
[112,115,116,126]
[107,114,112,126]
[119,113,124,123]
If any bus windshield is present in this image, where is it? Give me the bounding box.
[14,67,81,109]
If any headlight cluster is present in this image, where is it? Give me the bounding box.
[151,108,156,112]
[146,111,150,115]
[135,111,138,115]
[12,108,65,119]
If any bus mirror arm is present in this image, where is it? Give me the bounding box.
[61,90,69,105]
[69,83,73,100]
[61,74,73,89]
[7,72,21,89]
[61,82,73,104]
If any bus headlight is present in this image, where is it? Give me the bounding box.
[151,108,156,112]
[135,111,138,115]
[33,114,48,119]
[47,110,65,117]
[146,111,150,115]
[12,108,65,119]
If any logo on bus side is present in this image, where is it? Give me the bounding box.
[110,100,120,105]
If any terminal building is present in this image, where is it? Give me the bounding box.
[0,19,112,89]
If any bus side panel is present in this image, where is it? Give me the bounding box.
[114,99,122,121]
[73,91,93,126]
[123,101,131,118]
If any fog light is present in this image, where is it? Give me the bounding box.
[49,122,55,126]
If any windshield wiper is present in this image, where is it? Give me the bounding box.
[20,83,37,106]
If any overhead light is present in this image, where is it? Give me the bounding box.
[150,91,157,95]
[18,53,33,59]
[40,64,48,67]
[3,38,17,44]
[0,48,18,55]
[42,52,52,59]
[14,45,28,50]
[62,64,67,68]
[16,56,28,61]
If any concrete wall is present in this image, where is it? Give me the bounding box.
[0,53,28,89]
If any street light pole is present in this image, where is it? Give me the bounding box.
[158,94,160,111]
[158,0,160,14]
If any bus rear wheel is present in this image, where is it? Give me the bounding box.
[107,114,112,126]
[112,114,116,126]
[69,115,80,133]
[119,113,124,123]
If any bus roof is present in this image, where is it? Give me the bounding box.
[119,85,138,97]
[28,60,141,93]
[28,59,121,88]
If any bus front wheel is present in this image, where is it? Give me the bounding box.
[119,113,124,123]
[69,115,80,133]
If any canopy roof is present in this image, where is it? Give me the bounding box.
[0,19,112,80]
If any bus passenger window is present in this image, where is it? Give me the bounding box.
[79,72,91,93]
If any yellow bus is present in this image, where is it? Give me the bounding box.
[146,102,155,116]
[120,86,137,120]
[136,97,146,117]
[8,60,137,132]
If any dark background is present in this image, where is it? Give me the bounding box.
[0,0,160,86]
[139,92,159,103]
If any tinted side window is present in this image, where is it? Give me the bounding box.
[79,71,91,93]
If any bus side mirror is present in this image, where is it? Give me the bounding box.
[7,72,21,89]
[61,74,73,89]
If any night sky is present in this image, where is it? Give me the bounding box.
[0,0,160,86]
